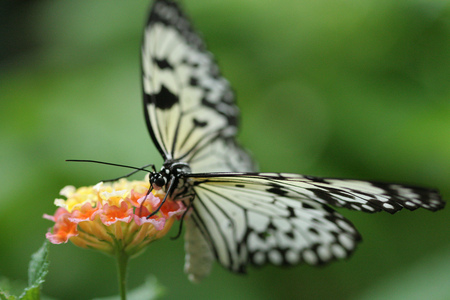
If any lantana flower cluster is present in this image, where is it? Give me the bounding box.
[44,178,185,257]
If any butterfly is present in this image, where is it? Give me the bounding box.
[139,0,444,282]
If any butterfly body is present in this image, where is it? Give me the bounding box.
[140,0,444,281]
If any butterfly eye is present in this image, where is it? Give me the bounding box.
[154,176,166,188]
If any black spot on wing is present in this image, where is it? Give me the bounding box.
[267,222,276,230]
[304,175,327,183]
[154,58,173,70]
[310,188,340,205]
[285,231,295,239]
[200,96,239,127]
[258,232,269,240]
[189,77,199,86]
[302,203,315,209]
[193,118,208,127]
[154,84,179,110]
[308,227,320,236]
[227,114,239,127]
[287,206,296,218]
[267,187,288,197]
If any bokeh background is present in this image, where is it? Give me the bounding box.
[1,0,449,299]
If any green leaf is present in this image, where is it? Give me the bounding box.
[27,241,50,287]
[16,240,50,300]
[0,277,25,300]
[0,292,15,300]
[17,287,39,300]
[0,278,12,299]
[0,278,18,300]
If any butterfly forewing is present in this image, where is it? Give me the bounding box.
[188,138,256,173]
[142,0,241,164]
[190,173,444,213]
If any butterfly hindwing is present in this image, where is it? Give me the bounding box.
[190,176,360,272]
[142,0,240,163]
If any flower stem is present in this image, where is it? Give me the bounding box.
[116,242,129,300]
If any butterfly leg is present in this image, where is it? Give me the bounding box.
[170,194,195,240]
[146,175,177,218]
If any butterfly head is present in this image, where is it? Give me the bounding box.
[150,161,191,191]
[150,172,167,190]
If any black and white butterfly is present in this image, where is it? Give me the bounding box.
[139,0,444,282]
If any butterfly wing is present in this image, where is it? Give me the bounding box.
[191,173,444,213]
[188,173,443,272]
[191,181,360,273]
[188,137,256,173]
[142,1,257,282]
[142,0,243,166]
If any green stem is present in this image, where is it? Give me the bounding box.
[115,242,129,300]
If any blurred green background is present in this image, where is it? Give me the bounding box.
[1,0,449,299]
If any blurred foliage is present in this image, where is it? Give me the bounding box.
[0,241,49,300]
[1,0,449,299]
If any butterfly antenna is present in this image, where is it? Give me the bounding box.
[103,163,156,182]
[66,159,155,181]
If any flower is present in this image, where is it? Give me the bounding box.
[44,178,185,257]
